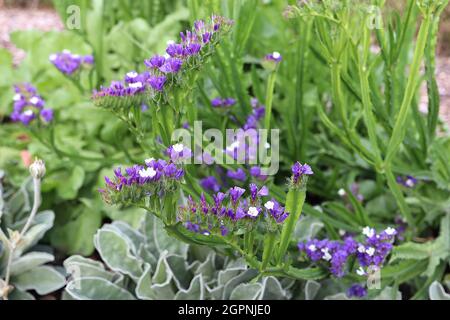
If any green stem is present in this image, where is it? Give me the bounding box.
[264,71,277,131]
[261,232,277,271]
[385,164,414,230]
[385,14,432,164]
[276,187,306,265]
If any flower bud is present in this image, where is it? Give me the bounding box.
[29,158,46,179]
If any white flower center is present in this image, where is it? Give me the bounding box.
[13,94,21,101]
[247,207,259,217]
[129,81,143,89]
[23,110,34,116]
[365,247,375,256]
[308,244,317,252]
[62,49,71,54]
[173,143,184,153]
[356,267,366,276]
[49,54,57,61]
[30,96,39,105]
[264,201,275,210]
[362,226,375,238]
[139,167,156,178]
[321,248,332,261]
[126,71,138,78]
[385,227,396,236]
[405,179,415,187]
[357,245,366,253]
[337,188,346,196]
[144,158,155,165]
[272,51,281,59]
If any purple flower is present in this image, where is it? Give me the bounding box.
[249,183,268,202]
[250,166,267,181]
[10,83,53,126]
[396,175,418,188]
[264,51,282,63]
[148,75,166,91]
[347,284,367,298]
[211,97,236,108]
[185,43,202,55]
[160,57,183,73]
[229,186,246,205]
[40,108,54,122]
[291,162,313,184]
[166,143,192,162]
[144,55,166,69]
[166,43,184,57]
[264,199,289,223]
[50,50,93,75]
[200,176,221,192]
[227,168,247,181]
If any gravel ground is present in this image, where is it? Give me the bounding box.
[0,7,449,128]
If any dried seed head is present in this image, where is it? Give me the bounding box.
[29,158,46,179]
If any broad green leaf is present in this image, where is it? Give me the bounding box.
[230,283,262,300]
[66,277,135,300]
[10,252,54,276]
[12,266,66,295]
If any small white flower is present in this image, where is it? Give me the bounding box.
[405,179,415,187]
[62,49,71,54]
[247,207,259,217]
[49,54,57,61]
[139,167,156,178]
[173,143,184,153]
[337,188,346,196]
[308,244,317,252]
[272,51,281,59]
[72,54,80,59]
[264,201,275,210]
[321,248,332,261]
[362,226,375,238]
[339,229,346,236]
[144,158,155,165]
[356,267,366,276]
[384,227,397,236]
[23,110,34,116]
[357,245,366,253]
[13,93,21,101]
[365,247,375,256]
[128,81,143,89]
[29,96,40,105]
[126,71,138,78]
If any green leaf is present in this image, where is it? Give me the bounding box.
[56,166,85,200]
[66,277,136,300]
[64,255,116,281]
[175,274,204,300]
[429,281,450,300]
[10,252,55,276]
[230,283,262,300]
[12,266,66,295]
[94,228,144,281]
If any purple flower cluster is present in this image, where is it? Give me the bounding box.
[211,97,236,108]
[10,83,53,126]
[347,284,367,298]
[298,226,397,278]
[396,175,418,188]
[200,176,221,192]
[93,16,232,107]
[243,98,266,130]
[179,183,289,236]
[166,143,192,162]
[50,50,94,75]
[291,162,313,185]
[100,158,184,204]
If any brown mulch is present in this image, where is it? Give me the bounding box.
[0,6,449,128]
[0,7,63,65]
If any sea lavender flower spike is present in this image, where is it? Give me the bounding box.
[10,83,54,126]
